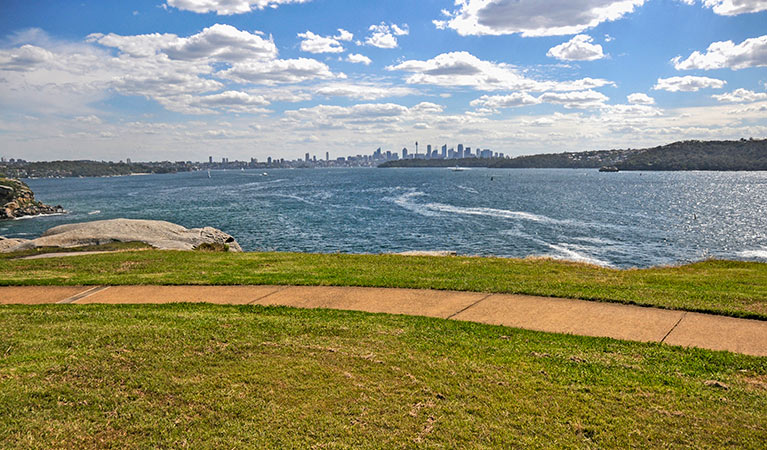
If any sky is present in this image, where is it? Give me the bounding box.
[0,0,766,162]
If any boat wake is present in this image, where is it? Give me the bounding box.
[391,191,570,225]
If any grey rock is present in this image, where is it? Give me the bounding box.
[0,236,30,252]
[3,218,242,253]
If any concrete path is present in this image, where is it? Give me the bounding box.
[2,285,766,357]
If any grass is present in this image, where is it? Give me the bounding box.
[0,304,765,448]
[1,250,767,320]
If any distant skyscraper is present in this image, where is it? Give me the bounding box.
[427,144,432,158]
[305,153,310,162]
[209,156,213,164]
[457,144,464,155]
[267,156,272,165]
[402,147,408,159]
[441,145,447,159]
[326,151,329,161]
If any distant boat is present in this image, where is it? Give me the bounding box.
[207,170,211,178]
[241,168,245,171]
[599,166,620,172]
[450,166,465,172]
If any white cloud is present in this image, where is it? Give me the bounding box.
[471,93,541,109]
[546,35,605,61]
[314,83,418,100]
[673,35,767,70]
[220,58,337,84]
[435,0,646,37]
[346,53,371,65]
[335,29,354,41]
[365,23,409,49]
[539,90,609,108]
[387,51,613,92]
[700,0,767,16]
[0,25,341,117]
[627,92,655,104]
[89,24,278,61]
[653,76,726,92]
[298,31,345,54]
[471,90,610,111]
[712,88,767,102]
[165,0,312,15]
[0,44,54,71]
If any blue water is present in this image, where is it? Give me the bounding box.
[2,168,766,268]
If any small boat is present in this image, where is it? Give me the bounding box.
[599,166,620,172]
[450,166,465,172]
[207,170,211,178]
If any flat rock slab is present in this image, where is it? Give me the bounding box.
[664,312,767,357]
[0,286,92,304]
[451,294,686,343]
[20,251,117,260]
[253,286,488,319]
[75,285,283,305]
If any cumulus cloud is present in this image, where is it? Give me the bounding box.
[471,90,610,111]
[653,76,726,92]
[435,0,646,37]
[0,44,54,71]
[89,24,278,61]
[673,35,767,70]
[699,0,767,16]
[365,23,409,49]
[387,51,613,92]
[219,58,337,84]
[471,93,541,109]
[346,53,371,65]
[627,92,655,104]
[712,88,767,102]
[313,83,418,100]
[165,0,312,15]
[0,24,341,116]
[538,90,609,108]
[546,35,605,61]
[297,29,353,54]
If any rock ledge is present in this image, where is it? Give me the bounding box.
[1,218,242,253]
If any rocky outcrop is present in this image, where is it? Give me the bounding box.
[0,236,30,252]
[0,177,64,220]
[2,218,242,253]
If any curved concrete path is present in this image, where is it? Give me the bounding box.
[2,285,766,357]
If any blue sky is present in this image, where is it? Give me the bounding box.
[0,0,765,161]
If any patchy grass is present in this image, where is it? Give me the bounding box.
[0,251,766,320]
[0,304,765,448]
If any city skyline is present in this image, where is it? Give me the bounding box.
[1,1,766,162]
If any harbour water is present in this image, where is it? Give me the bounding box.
[3,168,766,268]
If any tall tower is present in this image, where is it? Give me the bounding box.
[415,141,418,156]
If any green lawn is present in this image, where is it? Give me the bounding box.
[0,304,765,448]
[2,250,767,320]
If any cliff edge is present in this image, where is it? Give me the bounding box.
[0,177,64,220]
